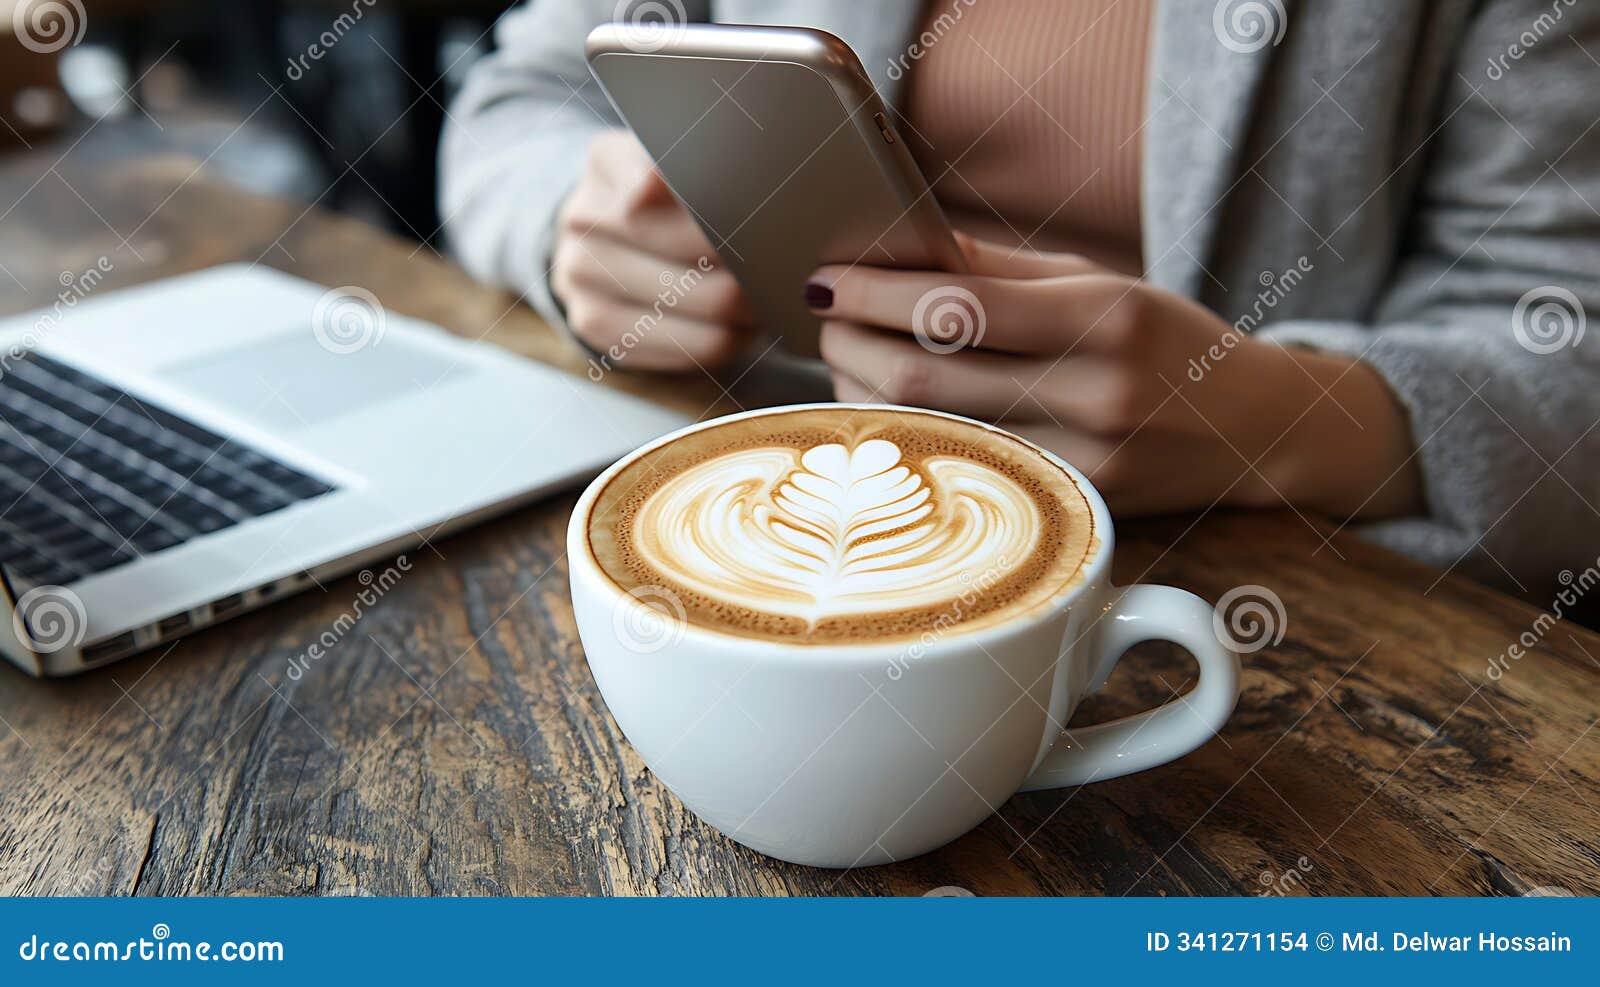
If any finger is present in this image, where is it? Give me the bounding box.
[954,231,1101,280]
[818,320,1052,421]
[554,234,751,327]
[565,290,749,371]
[561,174,718,266]
[819,320,1176,436]
[806,264,1140,356]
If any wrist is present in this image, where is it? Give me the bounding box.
[1254,345,1423,520]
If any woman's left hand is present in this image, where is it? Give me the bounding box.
[808,235,1422,519]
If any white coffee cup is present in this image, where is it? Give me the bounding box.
[567,404,1240,868]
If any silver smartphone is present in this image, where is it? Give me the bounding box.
[585,23,966,359]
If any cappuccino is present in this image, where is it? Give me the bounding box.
[585,407,1095,643]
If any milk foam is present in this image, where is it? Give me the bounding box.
[630,437,1041,627]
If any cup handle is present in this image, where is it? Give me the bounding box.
[1019,585,1240,792]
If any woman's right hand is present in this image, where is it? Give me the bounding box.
[552,130,753,371]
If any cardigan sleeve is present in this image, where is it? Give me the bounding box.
[439,1,711,335]
[1255,0,1600,595]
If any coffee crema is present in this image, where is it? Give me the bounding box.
[586,408,1096,643]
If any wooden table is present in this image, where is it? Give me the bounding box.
[2,149,1597,897]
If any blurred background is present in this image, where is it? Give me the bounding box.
[1,0,515,245]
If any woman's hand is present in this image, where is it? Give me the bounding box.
[552,130,753,371]
[809,235,1422,520]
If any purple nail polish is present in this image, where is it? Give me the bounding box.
[804,282,834,309]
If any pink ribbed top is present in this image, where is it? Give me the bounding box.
[904,0,1153,275]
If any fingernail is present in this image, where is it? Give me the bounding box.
[803,282,834,309]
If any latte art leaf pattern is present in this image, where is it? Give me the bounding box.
[631,438,1041,626]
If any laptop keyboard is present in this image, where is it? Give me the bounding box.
[0,351,335,588]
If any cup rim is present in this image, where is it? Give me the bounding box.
[567,403,1115,660]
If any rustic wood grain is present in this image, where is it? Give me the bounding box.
[1,149,1596,897]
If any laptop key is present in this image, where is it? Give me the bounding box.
[0,352,337,588]
[130,527,184,553]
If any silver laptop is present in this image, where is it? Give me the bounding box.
[0,264,686,676]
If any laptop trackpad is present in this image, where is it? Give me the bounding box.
[160,330,468,430]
